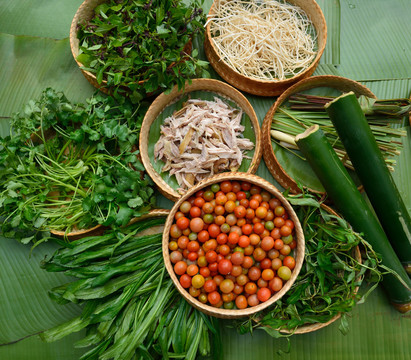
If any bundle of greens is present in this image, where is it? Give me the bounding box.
[40,217,221,360]
[77,0,209,101]
[235,192,382,336]
[0,88,155,242]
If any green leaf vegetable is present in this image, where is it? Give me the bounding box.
[235,191,383,336]
[40,218,222,360]
[0,88,156,241]
[77,0,209,102]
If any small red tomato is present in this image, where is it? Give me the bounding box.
[190,217,204,233]
[203,279,217,293]
[187,241,200,252]
[187,252,198,261]
[218,259,233,275]
[197,230,209,243]
[257,287,271,302]
[270,277,283,292]
[189,206,202,218]
[248,266,261,281]
[208,291,221,305]
[180,274,192,288]
[235,295,248,309]
[217,232,228,245]
[174,261,187,275]
[220,181,233,193]
[261,236,274,251]
[231,251,244,265]
[283,256,296,269]
[170,224,182,239]
[205,250,218,264]
[208,223,221,238]
[176,216,190,230]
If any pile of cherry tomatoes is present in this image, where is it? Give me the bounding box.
[168,180,297,310]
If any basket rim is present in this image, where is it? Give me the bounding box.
[139,78,263,202]
[204,0,327,96]
[50,208,170,240]
[162,172,305,319]
[261,75,376,195]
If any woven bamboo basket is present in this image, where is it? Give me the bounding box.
[162,172,305,319]
[70,0,192,95]
[51,208,169,241]
[50,224,106,241]
[204,0,327,97]
[139,78,263,202]
[261,75,376,195]
[70,0,110,94]
[51,209,169,240]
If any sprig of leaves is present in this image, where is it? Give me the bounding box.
[77,0,209,102]
[0,88,155,242]
[234,191,382,337]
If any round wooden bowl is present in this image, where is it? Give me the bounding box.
[261,75,376,194]
[163,172,305,319]
[140,78,262,202]
[204,0,327,97]
[70,0,192,95]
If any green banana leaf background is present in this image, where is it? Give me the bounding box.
[0,0,410,359]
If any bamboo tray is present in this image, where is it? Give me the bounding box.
[204,0,327,96]
[162,172,305,319]
[140,78,262,202]
[261,75,375,194]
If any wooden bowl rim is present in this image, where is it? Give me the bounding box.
[139,78,263,202]
[204,0,327,96]
[261,75,376,195]
[162,172,305,319]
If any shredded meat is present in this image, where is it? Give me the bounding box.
[154,97,255,193]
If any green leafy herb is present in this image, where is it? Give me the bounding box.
[0,88,155,241]
[235,191,383,335]
[77,0,209,102]
[40,218,221,360]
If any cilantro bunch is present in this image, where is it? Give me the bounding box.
[0,88,156,242]
[77,0,209,102]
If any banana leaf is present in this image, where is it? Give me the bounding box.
[0,0,410,359]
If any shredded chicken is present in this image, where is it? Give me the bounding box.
[154,97,255,193]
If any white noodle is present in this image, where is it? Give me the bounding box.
[207,0,318,81]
